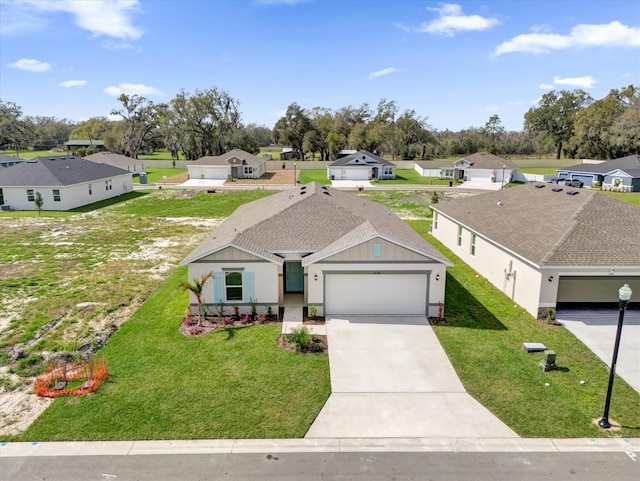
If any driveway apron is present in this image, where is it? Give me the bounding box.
[305,316,518,439]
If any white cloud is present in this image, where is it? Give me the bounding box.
[10,58,50,72]
[539,83,555,89]
[485,106,498,112]
[103,40,135,50]
[494,21,640,55]
[508,100,527,106]
[59,79,87,87]
[104,83,164,97]
[552,76,597,88]
[5,0,143,40]
[412,3,500,36]
[368,67,402,79]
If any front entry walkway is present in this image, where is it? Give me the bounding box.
[305,316,518,438]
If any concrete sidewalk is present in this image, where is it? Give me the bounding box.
[305,316,517,439]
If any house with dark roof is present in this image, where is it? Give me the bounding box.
[557,155,640,192]
[182,182,451,318]
[0,153,24,169]
[187,149,267,181]
[453,152,517,185]
[0,156,133,211]
[327,150,396,181]
[64,140,105,153]
[431,183,640,318]
[84,152,144,173]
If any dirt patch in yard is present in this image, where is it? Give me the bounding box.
[230,170,297,185]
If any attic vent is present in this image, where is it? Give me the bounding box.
[551,187,563,192]
[362,155,366,159]
[300,190,307,195]
[321,186,328,190]
[535,184,545,189]
[49,157,56,160]
[323,191,331,196]
[566,191,579,196]
[300,185,307,190]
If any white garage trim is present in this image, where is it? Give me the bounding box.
[324,271,429,315]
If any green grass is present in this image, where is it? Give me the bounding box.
[138,151,185,161]
[519,167,558,174]
[0,149,59,158]
[298,169,331,185]
[599,191,640,206]
[134,168,186,184]
[376,169,450,185]
[14,266,330,441]
[408,220,640,438]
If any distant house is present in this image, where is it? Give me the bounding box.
[64,140,105,153]
[453,152,516,184]
[280,148,301,161]
[0,153,24,169]
[327,150,396,181]
[337,149,357,158]
[431,183,640,318]
[182,182,451,318]
[414,160,456,179]
[0,156,133,211]
[84,152,144,173]
[556,155,640,192]
[187,149,267,181]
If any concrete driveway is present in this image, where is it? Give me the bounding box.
[556,306,640,394]
[305,316,518,439]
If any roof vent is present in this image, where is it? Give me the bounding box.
[551,187,563,192]
[321,186,328,190]
[323,191,331,196]
[49,157,56,160]
[535,184,545,189]
[566,191,579,196]
[300,185,306,190]
[300,190,307,195]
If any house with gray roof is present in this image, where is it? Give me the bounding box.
[182,182,451,318]
[84,152,144,173]
[454,152,517,185]
[0,156,133,211]
[187,149,267,181]
[431,183,640,318]
[557,155,640,192]
[0,153,24,169]
[64,140,105,153]
[327,150,396,181]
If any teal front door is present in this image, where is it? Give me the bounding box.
[285,262,304,293]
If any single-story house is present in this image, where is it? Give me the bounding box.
[84,152,144,173]
[0,156,133,211]
[327,150,396,181]
[431,182,640,318]
[0,153,24,169]
[453,152,516,184]
[64,140,106,153]
[556,155,640,192]
[187,149,267,180]
[181,182,451,318]
[280,148,301,161]
[414,160,456,179]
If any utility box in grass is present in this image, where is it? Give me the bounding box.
[538,350,557,372]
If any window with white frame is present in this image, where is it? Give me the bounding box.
[0,188,4,205]
[88,184,92,195]
[105,181,109,191]
[225,272,243,301]
[27,189,35,202]
[470,234,477,256]
[457,226,463,246]
[243,166,253,176]
[433,212,438,229]
[383,166,393,175]
[108,180,113,190]
[53,189,61,202]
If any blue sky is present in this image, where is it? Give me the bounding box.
[1,0,639,132]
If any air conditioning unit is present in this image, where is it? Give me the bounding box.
[1,205,11,211]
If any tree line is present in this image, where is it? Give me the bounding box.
[1,84,638,161]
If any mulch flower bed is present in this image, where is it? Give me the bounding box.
[428,316,447,326]
[179,314,280,336]
[277,334,328,353]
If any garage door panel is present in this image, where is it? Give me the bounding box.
[325,274,427,315]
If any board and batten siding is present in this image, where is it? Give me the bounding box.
[321,237,433,263]
[196,246,265,262]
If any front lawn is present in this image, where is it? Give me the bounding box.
[16,266,330,441]
[134,168,186,184]
[298,169,331,185]
[376,169,450,185]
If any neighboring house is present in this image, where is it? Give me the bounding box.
[64,140,106,153]
[431,182,640,318]
[556,155,640,192]
[182,182,451,318]
[453,152,516,184]
[0,156,133,211]
[187,149,267,180]
[327,150,396,181]
[84,152,144,173]
[337,149,357,158]
[280,148,301,160]
[414,160,456,179]
[0,153,24,169]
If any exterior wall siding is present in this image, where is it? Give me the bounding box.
[198,247,264,262]
[321,237,434,263]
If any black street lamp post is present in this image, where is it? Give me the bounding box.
[598,283,633,429]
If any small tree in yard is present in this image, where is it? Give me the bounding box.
[34,191,44,216]
[177,272,213,327]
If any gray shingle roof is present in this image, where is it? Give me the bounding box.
[559,155,640,177]
[459,152,517,169]
[84,152,140,168]
[329,150,395,167]
[432,182,640,267]
[182,182,451,266]
[0,156,130,186]
[191,149,265,167]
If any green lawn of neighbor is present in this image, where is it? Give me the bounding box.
[134,168,186,184]
[375,169,450,185]
[518,167,558,174]
[298,169,331,185]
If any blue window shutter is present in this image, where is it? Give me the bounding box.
[373,243,381,257]
[213,272,224,303]
[243,272,254,302]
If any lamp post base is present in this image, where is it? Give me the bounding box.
[598,417,611,429]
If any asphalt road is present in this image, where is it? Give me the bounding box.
[3,452,638,481]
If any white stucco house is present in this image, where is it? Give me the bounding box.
[181,182,451,318]
[187,149,267,181]
[0,155,133,211]
[84,152,145,173]
[327,150,396,181]
[454,152,516,185]
[431,182,640,318]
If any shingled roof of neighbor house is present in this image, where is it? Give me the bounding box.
[84,152,139,168]
[182,182,451,267]
[0,156,130,186]
[560,154,640,177]
[191,149,265,166]
[432,182,640,267]
[329,150,395,167]
[458,152,517,170]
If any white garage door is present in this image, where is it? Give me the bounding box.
[325,273,427,315]
[345,168,370,181]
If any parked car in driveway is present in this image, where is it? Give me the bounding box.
[564,179,584,188]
